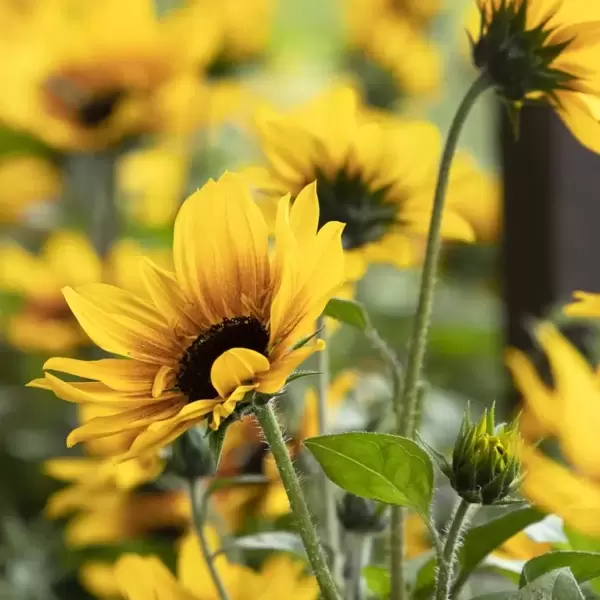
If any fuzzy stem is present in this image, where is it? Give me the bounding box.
[316,315,342,582]
[435,499,473,600]
[390,74,491,600]
[188,479,231,600]
[253,401,340,600]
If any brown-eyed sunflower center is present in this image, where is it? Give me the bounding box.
[176,317,270,402]
[314,168,397,251]
[45,77,125,128]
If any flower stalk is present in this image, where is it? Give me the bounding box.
[390,74,491,600]
[188,478,231,600]
[316,315,342,582]
[435,499,474,600]
[253,400,340,600]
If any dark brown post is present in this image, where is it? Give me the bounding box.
[502,104,600,395]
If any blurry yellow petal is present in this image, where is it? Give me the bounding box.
[402,211,476,242]
[290,181,319,245]
[557,92,600,155]
[535,323,600,479]
[521,445,600,537]
[564,291,600,318]
[504,348,557,437]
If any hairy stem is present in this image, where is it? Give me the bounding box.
[435,499,473,600]
[188,479,231,600]
[253,401,340,600]
[390,74,491,600]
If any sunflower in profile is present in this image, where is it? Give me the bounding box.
[249,87,477,285]
[471,0,600,152]
[0,0,186,150]
[29,172,345,458]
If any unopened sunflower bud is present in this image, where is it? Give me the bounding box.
[169,427,216,479]
[337,493,387,534]
[451,404,521,505]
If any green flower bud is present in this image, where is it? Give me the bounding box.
[450,404,521,505]
[337,493,387,534]
[168,427,216,479]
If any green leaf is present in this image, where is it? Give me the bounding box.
[285,370,321,385]
[453,506,546,592]
[205,421,231,469]
[363,565,390,597]
[304,432,433,517]
[323,297,370,331]
[414,506,546,598]
[472,569,584,600]
[234,532,306,558]
[520,551,600,588]
[290,328,322,352]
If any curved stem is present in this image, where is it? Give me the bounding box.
[188,479,231,600]
[253,401,340,600]
[316,316,342,582]
[390,74,491,600]
[399,73,491,439]
[435,499,473,600]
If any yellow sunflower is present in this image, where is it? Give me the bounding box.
[506,323,600,536]
[29,172,345,458]
[0,154,61,226]
[0,232,170,352]
[249,87,477,286]
[470,0,600,153]
[0,0,186,150]
[115,530,317,600]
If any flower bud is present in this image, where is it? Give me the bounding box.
[168,427,216,479]
[451,404,521,505]
[337,493,387,534]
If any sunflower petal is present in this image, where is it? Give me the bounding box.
[210,347,270,399]
[564,291,600,318]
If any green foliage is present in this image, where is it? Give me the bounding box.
[472,569,585,600]
[304,432,433,517]
[414,506,546,597]
[323,298,370,331]
[362,565,390,597]
[520,551,600,588]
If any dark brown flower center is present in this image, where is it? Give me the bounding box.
[76,90,124,127]
[176,317,270,402]
[314,168,397,251]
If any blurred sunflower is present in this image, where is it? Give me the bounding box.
[470,0,600,153]
[0,0,187,150]
[249,87,479,286]
[29,172,345,458]
[44,404,188,598]
[506,322,600,536]
[118,140,189,229]
[0,232,170,352]
[343,0,441,104]
[0,154,61,226]
[115,531,317,600]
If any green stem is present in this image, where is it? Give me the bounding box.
[188,479,231,600]
[390,74,490,600]
[253,401,340,600]
[347,534,372,600]
[399,73,491,438]
[435,499,473,600]
[316,315,342,582]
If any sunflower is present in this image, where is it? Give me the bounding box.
[118,140,189,229]
[115,530,317,600]
[471,0,600,153]
[506,323,600,536]
[29,172,345,458]
[0,0,186,150]
[0,154,61,226]
[0,232,171,352]
[249,87,477,286]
